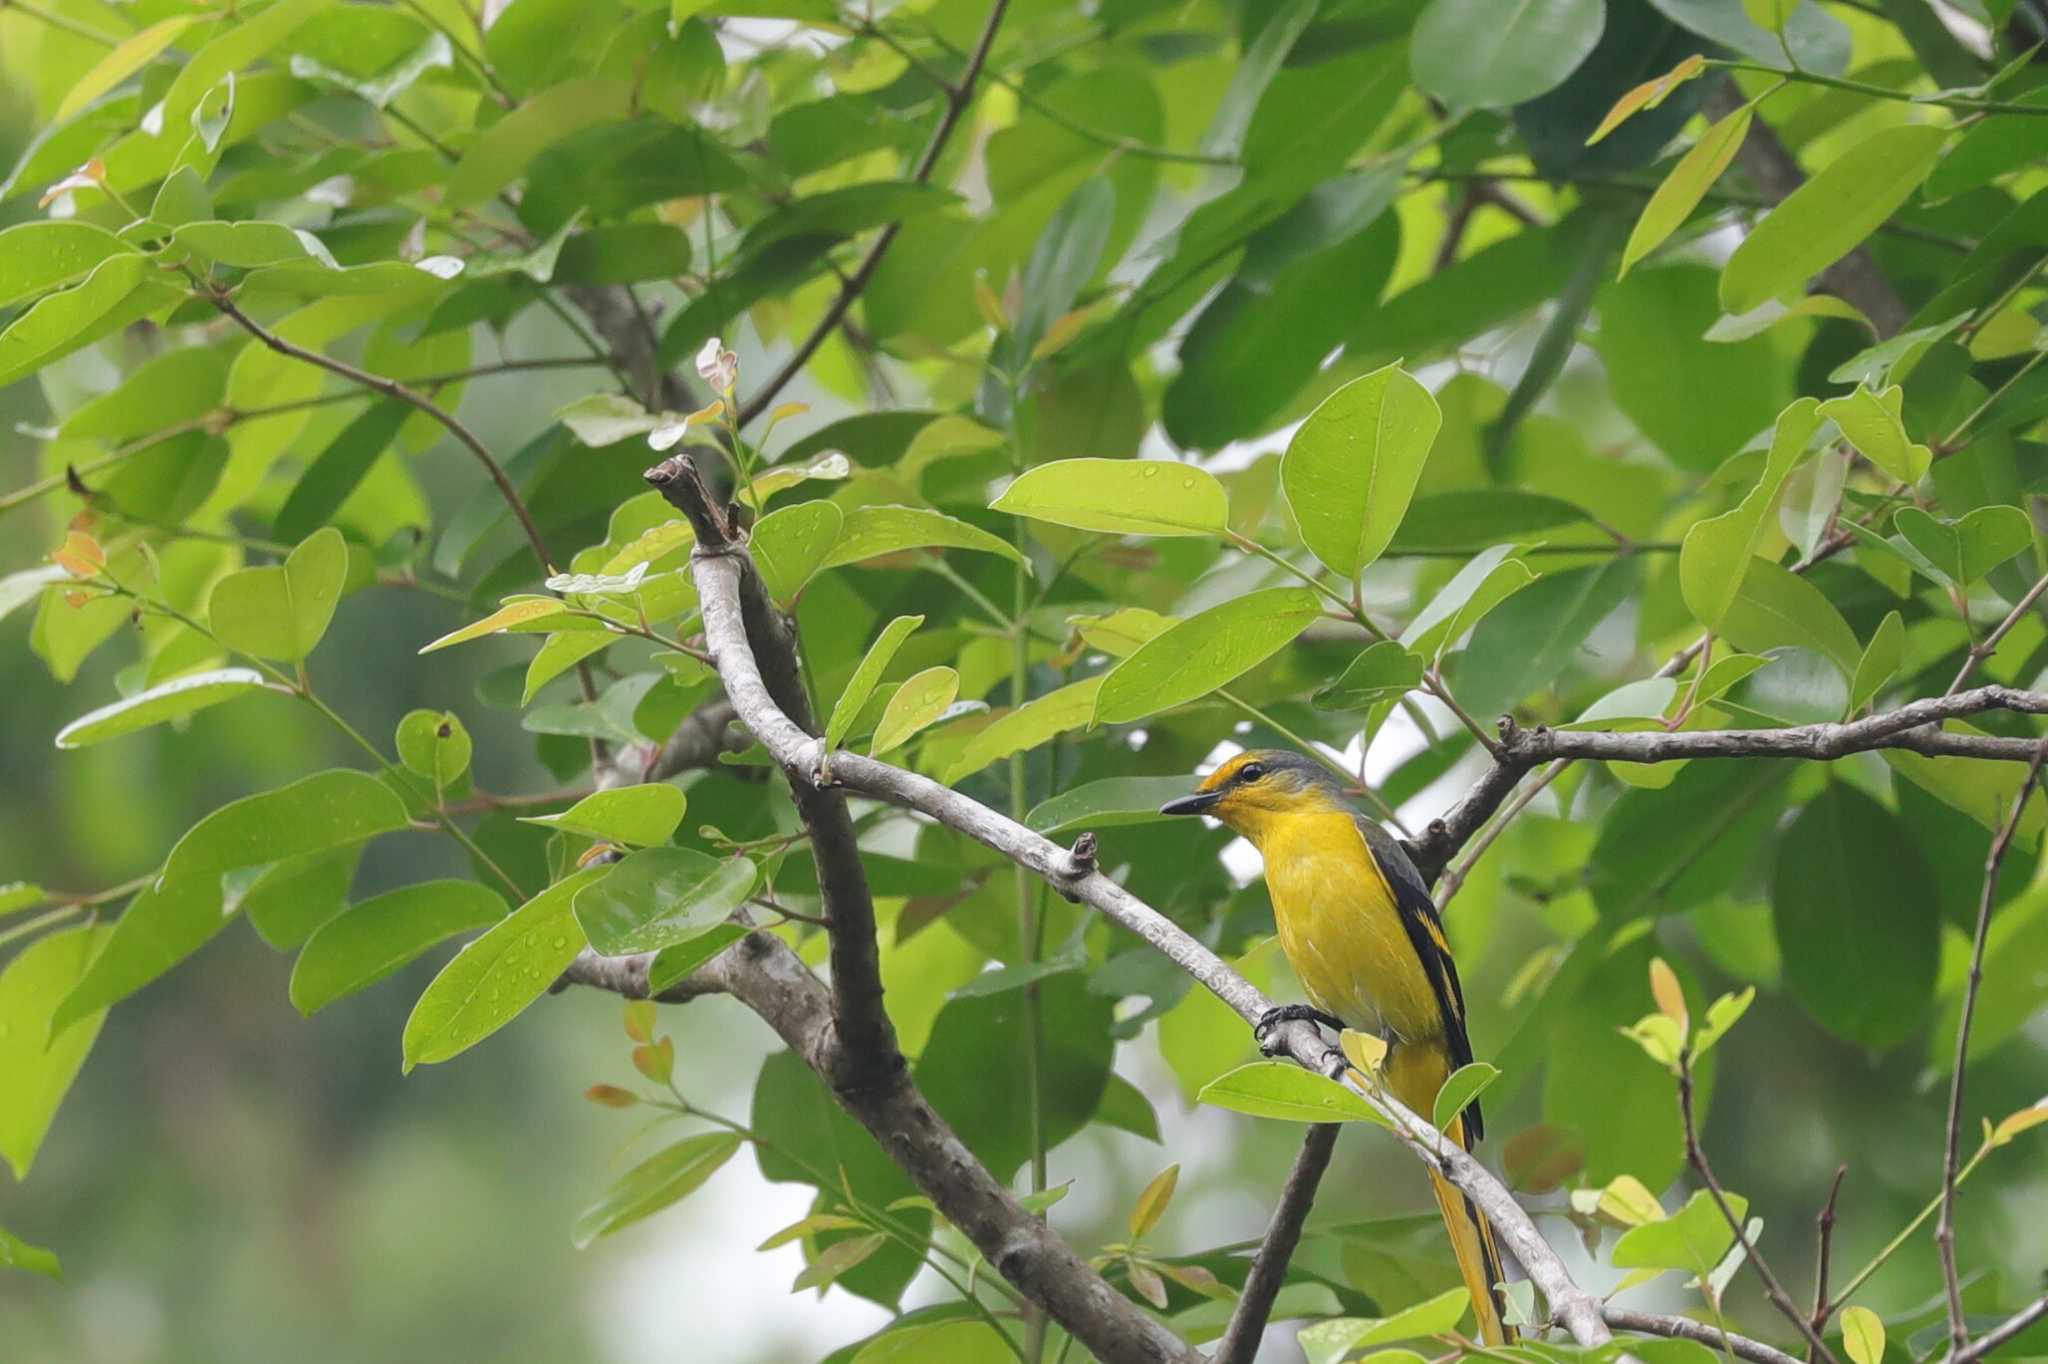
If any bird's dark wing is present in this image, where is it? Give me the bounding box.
[1351,809,1483,1142]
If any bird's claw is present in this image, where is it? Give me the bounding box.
[1254,1004,1345,1057]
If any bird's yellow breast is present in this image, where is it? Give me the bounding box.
[1255,811,1445,1045]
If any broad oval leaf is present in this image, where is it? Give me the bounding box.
[1816,384,1929,486]
[1771,783,1937,1050]
[573,846,757,957]
[1096,587,1321,725]
[1432,1062,1502,1133]
[1196,1060,1390,1126]
[206,526,348,662]
[1892,506,2032,587]
[1679,397,1823,630]
[571,1131,744,1248]
[1612,1188,1747,1272]
[1298,1287,1475,1364]
[50,878,222,1035]
[1025,775,1200,835]
[54,667,274,749]
[0,221,139,310]
[519,783,685,847]
[289,880,508,1015]
[1720,123,1949,315]
[945,677,1103,783]
[821,505,1027,570]
[1313,641,1426,711]
[395,709,473,789]
[0,925,110,1181]
[750,500,844,604]
[420,597,569,653]
[401,867,605,1071]
[871,667,959,756]
[163,768,410,885]
[1848,610,1904,716]
[990,458,1229,538]
[647,923,750,994]
[1282,363,1442,578]
[826,614,923,751]
[1841,1306,1885,1364]
[1412,0,1604,108]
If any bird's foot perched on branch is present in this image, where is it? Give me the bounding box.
[1255,1004,1345,1056]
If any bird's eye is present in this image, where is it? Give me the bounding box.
[1239,762,1266,783]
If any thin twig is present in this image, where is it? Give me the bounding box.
[1808,1167,1848,1362]
[737,0,1012,427]
[205,292,560,572]
[1602,1308,1802,1364]
[1680,1049,1842,1364]
[1937,743,2048,1359]
[1946,570,2048,696]
[1215,1125,1340,1364]
[1956,1297,2048,1364]
[1437,758,1567,905]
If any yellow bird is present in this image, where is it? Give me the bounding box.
[1161,748,1513,1344]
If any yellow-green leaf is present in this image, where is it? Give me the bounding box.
[1282,363,1441,578]
[871,667,959,755]
[1841,1306,1885,1364]
[1680,398,1823,630]
[420,597,569,653]
[1096,587,1320,725]
[945,677,1102,782]
[990,458,1229,537]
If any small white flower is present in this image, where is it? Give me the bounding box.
[694,336,738,390]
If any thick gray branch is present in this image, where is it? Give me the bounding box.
[678,539,1615,1349]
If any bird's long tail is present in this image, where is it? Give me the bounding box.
[1387,1040,1515,1345]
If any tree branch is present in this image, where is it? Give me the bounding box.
[1602,1308,1803,1364]
[1938,745,2048,1359]
[1956,1296,2048,1364]
[653,487,1615,1350]
[736,0,1011,427]
[1215,1124,1340,1364]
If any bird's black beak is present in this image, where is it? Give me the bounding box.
[1159,790,1221,816]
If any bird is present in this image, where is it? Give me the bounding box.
[1160,747,1513,1344]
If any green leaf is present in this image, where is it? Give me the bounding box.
[0,221,139,309]
[1692,986,1755,1059]
[1281,363,1443,578]
[794,1232,889,1292]
[0,254,179,389]
[289,881,508,1015]
[1718,557,1862,679]
[1432,1062,1501,1133]
[1196,1061,1390,1126]
[852,1321,1017,1364]
[0,1225,61,1280]
[990,458,1229,538]
[1412,0,1605,108]
[557,392,661,447]
[156,0,323,136]
[647,923,749,994]
[1886,739,2048,850]
[0,884,44,917]
[1848,610,1904,716]
[871,667,959,756]
[1314,642,1426,711]
[171,220,333,268]
[1399,546,1539,661]
[0,926,109,1180]
[573,847,756,957]
[446,78,633,208]
[1096,587,1321,725]
[273,398,411,544]
[163,769,410,885]
[54,667,274,749]
[395,709,472,791]
[524,632,615,705]
[1816,385,1930,486]
[571,1131,744,1248]
[1456,559,1640,718]
[57,14,195,119]
[827,615,924,751]
[1612,1189,1748,1273]
[1199,0,1316,157]
[420,597,570,652]
[241,846,359,951]
[1680,398,1824,629]
[821,506,1027,570]
[1892,506,2032,586]
[1772,782,1938,1049]
[206,526,349,662]
[750,501,844,604]
[1026,776,1214,835]
[1298,1288,1473,1364]
[1648,0,1850,74]
[945,677,1102,783]
[1720,124,1949,314]
[1841,1307,1886,1364]
[401,868,604,1070]
[520,784,685,847]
